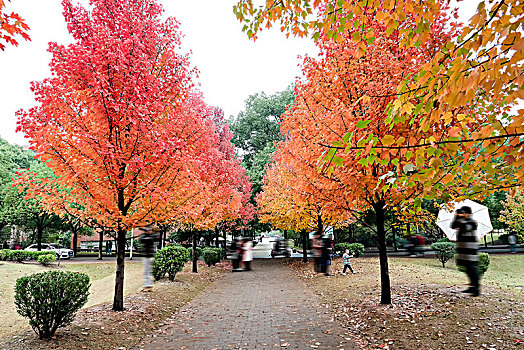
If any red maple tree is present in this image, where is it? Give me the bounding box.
[17,0,219,311]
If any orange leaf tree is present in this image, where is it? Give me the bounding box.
[257,155,351,262]
[234,0,524,199]
[173,107,252,273]
[16,0,219,311]
[275,12,472,303]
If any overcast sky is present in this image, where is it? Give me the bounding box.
[0,0,317,145]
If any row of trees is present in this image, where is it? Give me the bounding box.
[246,0,523,305]
[11,0,253,311]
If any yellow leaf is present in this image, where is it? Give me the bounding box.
[382,135,395,146]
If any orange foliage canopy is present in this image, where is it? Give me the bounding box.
[235,0,524,199]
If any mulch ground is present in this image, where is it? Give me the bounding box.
[286,257,524,350]
[0,261,230,350]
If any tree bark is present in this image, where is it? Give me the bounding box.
[215,227,220,247]
[374,201,391,304]
[192,231,198,273]
[112,227,126,311]
[97,230,104,260]
[284,229,288,240]
[301,229,308,263]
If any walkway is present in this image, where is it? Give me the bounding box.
[133,259,356,350]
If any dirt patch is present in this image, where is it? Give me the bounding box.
[0,260,230,350]
[286,256,524,350]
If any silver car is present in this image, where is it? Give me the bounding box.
[25,243,74,259]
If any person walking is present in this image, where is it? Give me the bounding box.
[312,234,323,273]
[451,206,480,296]
[508,233,517,253]
[231,237,242,272]
[106,240,113,255]
[320,236,332,276]
[342,249,355,275]
[242,237,253,271]
[139,226,158,292]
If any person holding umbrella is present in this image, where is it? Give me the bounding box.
[451,206,480,296]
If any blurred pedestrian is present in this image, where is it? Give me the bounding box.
[231,237,242,272]
[106,240,112,255]
[242,237,253,271]
[320,236,332,276]
[508,233,517,253]
[312,234,323,273]
[342,249,355,275]
[139,226,158,292]
[451,206,480,296]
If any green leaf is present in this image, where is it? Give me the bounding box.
[356,120,371,129]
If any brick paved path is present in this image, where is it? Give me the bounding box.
[133,259,356,350]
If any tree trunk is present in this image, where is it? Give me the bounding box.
[72,228,78,257]
[284,229,288,240]
[215,227,220,247]
[112,227,127,311]
[374,201,392,304]
[37,224,43,251]
[97,230,104,260]
[301,229,308,263]
[317,214,323,237]
[192,232,198,273]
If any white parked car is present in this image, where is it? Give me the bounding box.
[25,243,74,259]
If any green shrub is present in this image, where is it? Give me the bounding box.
[14,271,90,339]
[457,252,490,277]
[202,247,222,266]
[37,254,56,266]
[437,237,451,243]
[153,245,190,281]
[430,242,455,268]
[334,243,365,257]
[0,249,10,261]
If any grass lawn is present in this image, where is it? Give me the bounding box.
[0,259,228,349]
[287,254,524,350]
[0,260,143,339]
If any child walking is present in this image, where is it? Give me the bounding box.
[342,249,355,275]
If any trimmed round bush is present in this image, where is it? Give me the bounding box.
[153,245,190,281]
[431,242,455,268]
[37,253,56,266]
[334,243,365,257]
[14,270,90,339]
[202,247,221,266]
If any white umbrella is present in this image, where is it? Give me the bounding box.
[436,199,493,241]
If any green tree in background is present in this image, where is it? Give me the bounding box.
[229,87,294,180]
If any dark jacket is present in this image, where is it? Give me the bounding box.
[451,216,478,265]
[140,233,158,257]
